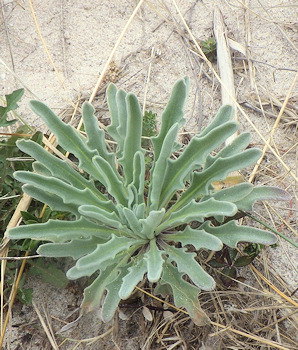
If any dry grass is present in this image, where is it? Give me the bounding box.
[1,0,297,349]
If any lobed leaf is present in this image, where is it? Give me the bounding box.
[152,77,189,159]
[37,237,106,259]
[157,262,210,325]
[199,105,234,137]
[22,184,79,216]
[115,89,128,154]
[0,88,24,126]
[163,243,215,290]
[144,239,164,282]
[208,182,253,203]
[158,198,237,232]
[119,93,143,185]
[119,257,147,299]
[131,151,146,205]
[92,155,128,205]
[29,101,101,178]
[8,217,120,242]
[32,161,52,176]
[204,132,251,168]
[200,220,277,247]
[171,148,261,212]
[76,235,140,272]
[82,102,115,167]
[161,226,223,251]
[14,171,112,211]
[160,121,238,208]
[78,205,125,230]
[16,139,107,201]
[235,186,291,211]
[134,202,146,219]
[101,267,128,322]
[80,264,120,314]
[149,123,179,210]
[66,257,117,280]
[122,207,143,236]
[106,83,120,142]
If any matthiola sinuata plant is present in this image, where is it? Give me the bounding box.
[8,78,288,325]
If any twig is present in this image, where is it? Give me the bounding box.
[0,255,40,261]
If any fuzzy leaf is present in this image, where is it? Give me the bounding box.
[115,89,128,153]
[78,205,124,229]
[208,182,253,203]
[29,101,102,178]
[163,243,215,290]
[199,105,234,137]
[149,123,179,210]
[81,264,120,314]
[158,262,210,325]
[204,132,251,168]
[152,77,189,159]
[122,207,143,235]
[106,83,120,141]
[119,93,143,185]
[162,226,223,251]
[37,237,106,259]
[92,155,127,205]
[76,235,139,272]
[158,198,237,232]
[201,220,277,247]
[134,203,146,219]
[8,217,120,242]
[32,161,52,176]
[140,209,165,239]
[14,171,111,211]
[16,139,107,201]
[160,121,238,207]
[144,239,164,282]
[102,267,128,322]
[22,184,79,215]
[235,186,291,211]
[131,151,145,205]
[119,257,147,299]
[66,258,117,280]
[7,79,288,326]
[82,102,115,166]
[172,148,261,212]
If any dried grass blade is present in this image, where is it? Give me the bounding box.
[32,302,59,350]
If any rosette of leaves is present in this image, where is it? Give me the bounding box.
[8,78,289,325]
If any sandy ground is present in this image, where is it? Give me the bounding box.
[1,0,297,349]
